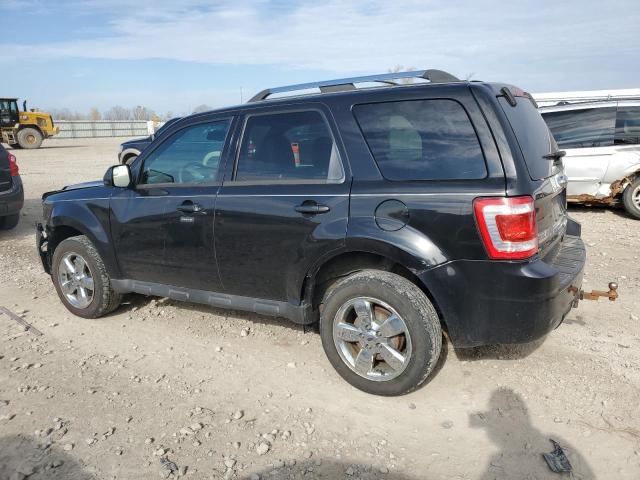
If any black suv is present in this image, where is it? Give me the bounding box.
[37,70,585,396]
[0,144,23,230]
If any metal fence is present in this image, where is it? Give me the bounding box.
[55,121,151,138]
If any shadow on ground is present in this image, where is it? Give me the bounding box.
[0,435,94,480]
[453,337,546,361]
[248,459,422,479]
[472,388,595,480]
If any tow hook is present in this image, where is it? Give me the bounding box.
[580,282,619,302]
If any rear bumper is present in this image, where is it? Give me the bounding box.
[0,177,24,216]
[421,221,586,347]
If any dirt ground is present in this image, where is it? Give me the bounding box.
[0,138,638,480]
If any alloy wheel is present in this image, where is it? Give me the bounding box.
[58,252,95,309]
[332,297,412,382]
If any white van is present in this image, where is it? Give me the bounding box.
[538,99,640,219]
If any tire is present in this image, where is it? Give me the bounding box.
[51,235,122,318]
[17,127,43,149]
[123,154,138,165]
[622,178,640,220]
[0,214,19,230]
[319,270,442,396]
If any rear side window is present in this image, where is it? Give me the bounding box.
[615,106,640,145]
[541,107,616,149]
[353,99,487,181]
[235,110,344,183]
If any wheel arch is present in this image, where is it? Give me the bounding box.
[47,203,120,278]
[301,245,449,332]
[18,124,44,136]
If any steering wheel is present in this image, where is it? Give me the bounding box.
[178,162,208,183]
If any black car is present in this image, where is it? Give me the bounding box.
[0,144,23,230]
[118,117,182,164]
[37,70,588,396]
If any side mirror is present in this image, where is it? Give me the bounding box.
[104,165,132,188]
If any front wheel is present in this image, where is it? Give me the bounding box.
[17,127,43,149]
[622,178,640,220]
[51,235,121,318]
[319,270,442,396]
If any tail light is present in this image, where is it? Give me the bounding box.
[8,153,19,177]
[473,196,538,260]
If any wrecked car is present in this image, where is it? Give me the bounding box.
[37,70,619,396]
[540,100,640,219]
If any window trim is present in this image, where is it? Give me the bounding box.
[135,117,234,188]
[351,97,489,182]
[230,107,346,186]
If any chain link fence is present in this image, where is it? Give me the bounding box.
[55,121,153,138]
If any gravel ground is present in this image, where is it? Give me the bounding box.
[0,138,638,480]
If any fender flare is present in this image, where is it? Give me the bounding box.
[48,202,120,278]
[301,229,450,308]
[119,148,141,164]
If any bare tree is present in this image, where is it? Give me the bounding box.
[89,108,102,121]
[387,65,417,84]
[132,105,156,121]
[104,106,132,121]
[49,108,82,120]
[192,104,212,114]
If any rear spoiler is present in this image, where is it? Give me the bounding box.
[500,86,538,108]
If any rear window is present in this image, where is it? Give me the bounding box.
[541,107,616,149]
[353,99,487,181]
[615,106,640,145]
[499,96,556,180]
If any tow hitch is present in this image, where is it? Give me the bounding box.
[580,282,619,302]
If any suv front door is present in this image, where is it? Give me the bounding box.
[110,118,233,291]
[214,106,350,303]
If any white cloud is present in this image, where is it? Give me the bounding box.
[2,0,639,90]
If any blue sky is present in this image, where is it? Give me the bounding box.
[2,0,639,116]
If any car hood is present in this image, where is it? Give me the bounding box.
[42,180,105,201]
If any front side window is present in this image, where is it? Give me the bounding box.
[615,106,640,145]
[353,99,487,181]
[140,120,230,185]
[235,110,344,183]
[542,107,616,149]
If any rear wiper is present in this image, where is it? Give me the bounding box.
[543,150,566,161]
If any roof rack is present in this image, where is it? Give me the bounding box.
[248,69,460,102]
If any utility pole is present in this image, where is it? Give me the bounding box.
[240,87,243,103]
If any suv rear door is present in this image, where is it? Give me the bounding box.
[498,91,569,255]
[214,105,350,302]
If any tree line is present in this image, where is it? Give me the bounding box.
[48,106,172,122]
[48,104,216,122]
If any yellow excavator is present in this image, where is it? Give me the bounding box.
[0,98,59,149]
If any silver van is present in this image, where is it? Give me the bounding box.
[539,100,640,219]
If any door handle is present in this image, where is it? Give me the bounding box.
[177,201,206,215]
[294,201,330,215]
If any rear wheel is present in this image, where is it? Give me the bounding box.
[622,178,640,220]
[17,127,43,149]
[319,270,442,396]
[51,235,121,318]
[0,214,19,230]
